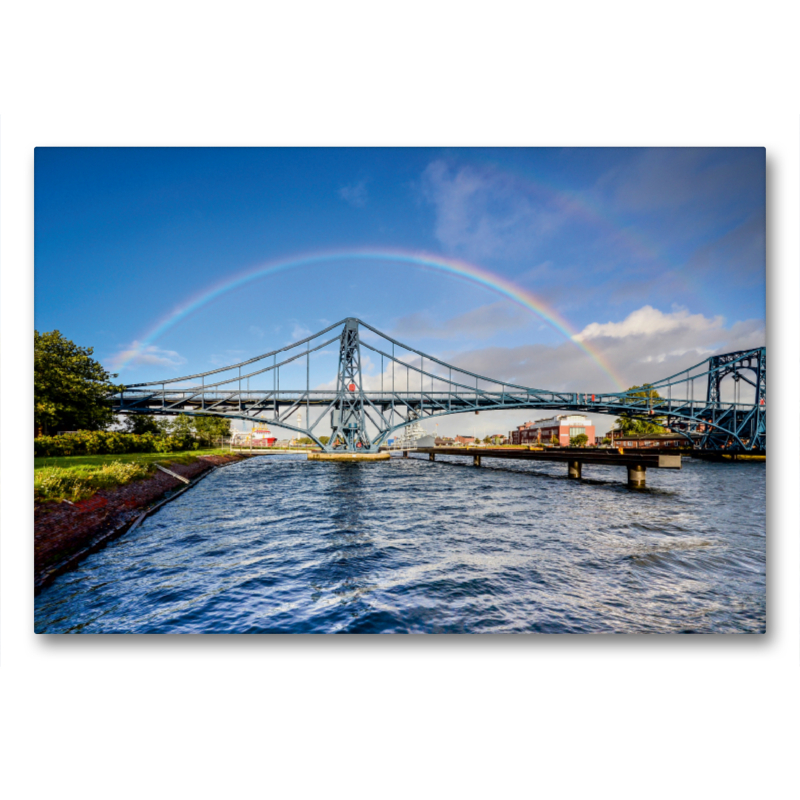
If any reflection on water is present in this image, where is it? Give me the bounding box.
[35,454,766,633]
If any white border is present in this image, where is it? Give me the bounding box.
[1,4,798,797]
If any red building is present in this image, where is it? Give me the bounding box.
[509,415,595,446]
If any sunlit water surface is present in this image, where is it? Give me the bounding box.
[35,454,766,633]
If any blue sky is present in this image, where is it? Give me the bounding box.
[35,147,765,436]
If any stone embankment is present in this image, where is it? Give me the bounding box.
[35,453,250,592]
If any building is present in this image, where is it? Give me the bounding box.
[454,435,476,445]
[608,431,695,449]
[509,415,595,446]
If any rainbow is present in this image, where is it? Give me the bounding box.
[112,248,627,390]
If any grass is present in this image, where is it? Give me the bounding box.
[34,448,231,503]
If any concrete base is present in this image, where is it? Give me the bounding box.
[308,451,391,462]
[627,464,646,487]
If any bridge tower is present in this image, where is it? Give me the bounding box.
[327,318,374,452]
[701,348,766,450]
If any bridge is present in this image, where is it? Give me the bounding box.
[112,317,766,454]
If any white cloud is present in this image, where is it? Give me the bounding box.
[338,180,368,207]
[290,323,312,341]
[109,342,187,371]
[391,301,532,340]
[420,160,562,260]
[440,304,763,394]
[209,350,246,367]
[575,305,724,342]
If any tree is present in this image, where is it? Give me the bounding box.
[35,330,120,434]
[615,384,669,436]
[570,433,589,448]
[550,434,559,446]
[123,414,161,435]
[193,415,232,444]
[319,435,330,445]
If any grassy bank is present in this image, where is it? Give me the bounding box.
[34,448,231,502]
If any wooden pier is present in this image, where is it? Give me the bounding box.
[411,447,682,488]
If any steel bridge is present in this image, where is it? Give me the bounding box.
[112,317,766,454]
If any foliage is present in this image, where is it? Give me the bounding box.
[318,435,330,445]
[123,414,162,435]
[192,415,232,444]
[297,437,314,445]
[35,330,121,434]
[615,384,669,435]
[33,430,196,458]
[550,434,559,445]
[570,433,589,447]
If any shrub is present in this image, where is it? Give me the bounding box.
[34,431,196,458]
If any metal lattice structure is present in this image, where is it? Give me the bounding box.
[113,317,766,453]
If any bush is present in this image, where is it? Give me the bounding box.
[34,430,196,458]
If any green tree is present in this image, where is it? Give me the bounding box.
[615,384,668,436]
[35,330,121,435]
[550,434,559,446]
[193,415,232,444]
[165,414,195,439]
[319,435,330,445]
[123,414,161,435]
[570,433,589,447]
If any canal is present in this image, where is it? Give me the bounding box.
[34,454,766,633]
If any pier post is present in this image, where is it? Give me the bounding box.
[473,455,481,467]
[568,460,581,479]
[403,450,408,458]
[429,452,435,461]
[627,464,646,488]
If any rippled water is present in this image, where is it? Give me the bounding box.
[35,454,766,634]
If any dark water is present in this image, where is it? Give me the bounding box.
[35,454,766,634]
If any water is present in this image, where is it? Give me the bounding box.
[34,454,766,634]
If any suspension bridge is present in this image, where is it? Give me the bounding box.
[112,317,766,456]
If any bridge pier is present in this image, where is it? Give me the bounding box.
[308,452,390,462]
[403,450,408,458]
[627,464,646,488]
[568,460,582,479]
[429,452,435,461]
[473,454,481,467]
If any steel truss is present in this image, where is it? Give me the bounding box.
[112,317,766,453]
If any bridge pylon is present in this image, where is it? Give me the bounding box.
[326,318,374,452]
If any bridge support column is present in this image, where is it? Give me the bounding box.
[429,452,435,461]
[473,455,481,467]
[568,460,581,479]
[627,464,646,488]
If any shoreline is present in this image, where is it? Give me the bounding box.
[34,453,251,593]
